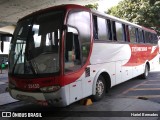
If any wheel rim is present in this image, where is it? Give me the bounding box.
[96,80,104,96]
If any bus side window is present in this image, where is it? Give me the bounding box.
[93,16,110,41]
[135,28,139,43]
[93,15,98,39]
[150,33,153,44]
[145,31,152,44]
[129,26,136,43]
[153,34,158,44]
[142,30,145,43]
[145,31,148,43]
[115,22,124,42]
[151,33,157,44]
[138,29,144,43]
[112,21,117,41]
[125,25,130,42]
[107,19,112,40]
[97,17,108,40]
[122,24,127,42]
[148,32,152,43]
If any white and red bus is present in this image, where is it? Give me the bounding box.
[8,4,159,106]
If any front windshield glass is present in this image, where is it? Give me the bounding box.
[9,11,64,75]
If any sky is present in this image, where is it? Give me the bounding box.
[98,0,122,12]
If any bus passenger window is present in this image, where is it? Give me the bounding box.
[142,30,145,43]
[93,16,110,41]
[153,34,158,44]
[122,24,127,42]
[112,21,117,41]
[93,15,98,39]
[138,29,144,43]
[97,17,108,40]
[135,28,138,42]
[125,25,130,42]
[115,22,124,41]
[107,19,112,40]
[144,31,148,43]
[129,26,136,43]
[151,33,156,44]
[148,33,152,43]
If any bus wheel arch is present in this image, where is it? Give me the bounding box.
[92,71,111,101]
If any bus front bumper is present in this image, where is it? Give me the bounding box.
[8,87,69,107]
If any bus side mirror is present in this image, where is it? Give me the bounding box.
[66,32,73,51]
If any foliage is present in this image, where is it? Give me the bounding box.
[85,3,98,10]
[106,0,160,34]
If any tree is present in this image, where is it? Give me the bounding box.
[85,3,98,10]
[106,0,160,34]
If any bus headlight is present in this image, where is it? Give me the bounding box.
[40,85,61,92]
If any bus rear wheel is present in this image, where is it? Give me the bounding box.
[92,75,106,101]
[141,64,149,79]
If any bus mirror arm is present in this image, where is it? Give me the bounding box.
[66,32,74,51]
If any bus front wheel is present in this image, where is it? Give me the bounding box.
[92,75,106,101]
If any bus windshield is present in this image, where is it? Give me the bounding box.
[9,11,64,75]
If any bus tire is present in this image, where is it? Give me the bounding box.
[141,64,149,79]
[92,75,106,101]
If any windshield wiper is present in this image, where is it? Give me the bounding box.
[26,57,38,75]
[12,39,38,75]
[12,47,24,74]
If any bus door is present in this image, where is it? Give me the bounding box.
[64,10,92,102]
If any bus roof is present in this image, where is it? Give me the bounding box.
[18,4,156,34]
[19,4,91,22]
